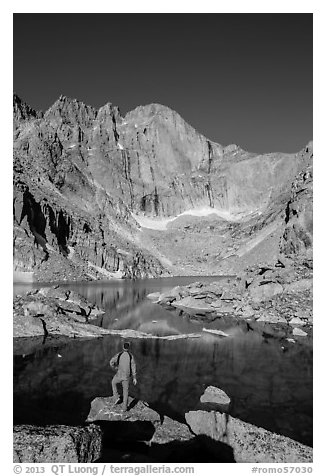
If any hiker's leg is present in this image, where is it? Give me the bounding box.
[122,379,129,411]
[111,374,120,400]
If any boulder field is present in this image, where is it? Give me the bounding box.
[13,387,312,463]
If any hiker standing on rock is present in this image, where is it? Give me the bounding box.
[110,341,137,412]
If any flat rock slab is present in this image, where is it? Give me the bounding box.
[13,424,102,463]
[293,327,308,337]
[289,317,305,326]
[87,397,161,424]
[185,410,312,463]
[86,397,193,445]
[172,296,214,313]
[146,292,161,302]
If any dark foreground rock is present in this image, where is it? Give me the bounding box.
[185,409,312,463]
[13,424,102,463]
[14,390,312,463]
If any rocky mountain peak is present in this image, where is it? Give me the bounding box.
[124,103,190,128]
[13,94,42,123]
[97,102,121,123]
[43,95,97,128]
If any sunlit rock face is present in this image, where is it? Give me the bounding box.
[280,142,313,258]
[13,94,313,280]
[13,96,166,281]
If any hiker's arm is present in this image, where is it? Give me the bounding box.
[131,356,137,384]
[109,353,118,369]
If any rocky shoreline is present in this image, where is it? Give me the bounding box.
[13,285,202,340]
[14,254,313,342]
[14,386,312,463]
[147,257,313,339]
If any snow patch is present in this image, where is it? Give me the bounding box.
[131,207,245,230]
[117,142,124,150]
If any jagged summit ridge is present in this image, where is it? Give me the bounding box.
[13,93,311,154]
[13,94,43,122]
[12,94,312,220]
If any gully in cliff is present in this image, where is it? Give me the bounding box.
[109,341,137,412]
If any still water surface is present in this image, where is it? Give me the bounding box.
[13,277,313,446]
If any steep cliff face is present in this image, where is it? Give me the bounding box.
[13,95,166,281]
[13,94,313,280]
[280,142,313,257]
[85,101,309,219]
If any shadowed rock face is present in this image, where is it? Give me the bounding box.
[13,94,313,280]
[13,424,102,463]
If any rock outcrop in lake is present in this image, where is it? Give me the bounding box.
[13,94,312,281]
[149,257,313,335]
[13,286,107,338]
[13,285,203,339]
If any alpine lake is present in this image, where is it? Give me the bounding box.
[13,276,313,447]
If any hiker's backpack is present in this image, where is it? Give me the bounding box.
[116,351,133,374]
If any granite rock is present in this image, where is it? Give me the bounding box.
[13,424,102,463]
[185,410,312,463]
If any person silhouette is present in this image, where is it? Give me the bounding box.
[110,341,137,412]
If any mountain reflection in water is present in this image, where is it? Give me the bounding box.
[13,277,312,447]
[64,277,227,335]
